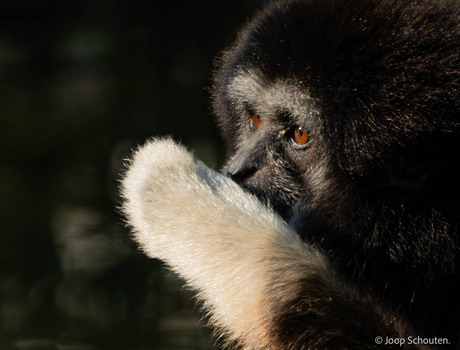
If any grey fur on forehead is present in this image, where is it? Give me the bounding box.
[228,67,321,126]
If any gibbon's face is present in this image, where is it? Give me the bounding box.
[212,0,460,241]
[218,74,329,223]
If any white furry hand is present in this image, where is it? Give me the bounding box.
[121,138,284,259]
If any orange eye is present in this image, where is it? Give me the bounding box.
[251,114,261,129]
[293,127,309,145]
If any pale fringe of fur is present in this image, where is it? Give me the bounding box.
[121,138,333,348]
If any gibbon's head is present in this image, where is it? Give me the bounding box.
[212,0,460,243]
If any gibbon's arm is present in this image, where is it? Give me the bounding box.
[121,138,417,350]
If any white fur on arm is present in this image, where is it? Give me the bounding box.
[121,138,332,348]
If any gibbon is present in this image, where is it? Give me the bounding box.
[121,0,460,348]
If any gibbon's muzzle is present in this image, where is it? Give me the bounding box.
[225,150,258,182]
[224,136,267,183]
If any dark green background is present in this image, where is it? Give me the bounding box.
[0,1,266,349]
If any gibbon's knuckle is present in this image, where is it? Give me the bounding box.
[133,138,195,176]
[123,138,197,199]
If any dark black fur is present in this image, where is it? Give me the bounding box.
[213,0,460,347]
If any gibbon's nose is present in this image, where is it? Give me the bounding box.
[225,149,258,182]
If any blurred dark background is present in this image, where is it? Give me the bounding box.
[0,1,266,349]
